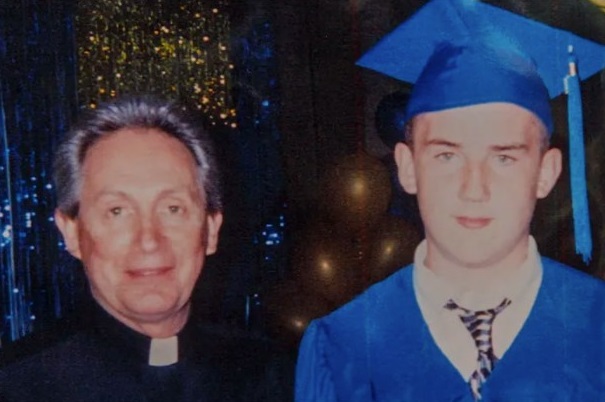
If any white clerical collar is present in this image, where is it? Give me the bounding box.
[413,236,542,311]
[148,336,179,366]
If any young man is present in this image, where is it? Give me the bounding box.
[295,1,605,401]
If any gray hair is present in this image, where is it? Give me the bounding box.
[53,96,223,218]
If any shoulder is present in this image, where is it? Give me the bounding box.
[316,264,413,329]
[540,256,605,329]
[1,330,94,371]
[541,256,605,295]
[0,331,96,401]
[295,266,414,402]
[302,264,414,353]
[0,309,91,368]
[0,311,84,368]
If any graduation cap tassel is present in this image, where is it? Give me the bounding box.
[565,45,592,264]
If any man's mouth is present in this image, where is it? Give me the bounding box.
[126,266,174,278]
[455,216,492,229]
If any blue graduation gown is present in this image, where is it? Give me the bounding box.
[295,258,605,401]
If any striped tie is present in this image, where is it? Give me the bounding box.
[444,298,511,400]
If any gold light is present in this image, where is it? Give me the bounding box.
[76,0,236,127]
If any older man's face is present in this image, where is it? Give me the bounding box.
[56,127,222,337]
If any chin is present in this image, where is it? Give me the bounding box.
[123,292,184,321]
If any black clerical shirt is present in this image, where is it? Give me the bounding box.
[0,303,294,402]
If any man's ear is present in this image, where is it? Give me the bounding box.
[536,147,562,199]
[394,142,418,195]
[204,212,223,256]
[54,209,82,259]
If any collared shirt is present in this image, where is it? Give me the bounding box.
[149,336,179,366]
[413,236,542,380]
[0,297,295,402]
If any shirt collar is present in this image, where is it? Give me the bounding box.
[149,336,178,366]
[413,236,542,311]
[89,302,194,367]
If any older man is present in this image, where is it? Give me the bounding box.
[0,96,292,401]
[295,1,605,401]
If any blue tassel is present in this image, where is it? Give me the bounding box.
[565,46,592,264]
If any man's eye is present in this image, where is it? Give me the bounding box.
[168,205,183,214]
[497,155,516,165]
[435,152,455,161]
[109,207,123,216]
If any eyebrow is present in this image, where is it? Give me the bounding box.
[424,138,529,152]
[490,143,529,152]
[424,138,460,148]
[93,186,195,201]
[94,190,129,200]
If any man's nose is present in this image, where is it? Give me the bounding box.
[459,162,490,202]
[137,218,162,252]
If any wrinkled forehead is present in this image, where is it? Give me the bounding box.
[80,128,202,193]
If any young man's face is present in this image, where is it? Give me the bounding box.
[395,102,561,271]
[55,127,223,337]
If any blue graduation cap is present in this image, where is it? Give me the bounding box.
[357,0,605,264]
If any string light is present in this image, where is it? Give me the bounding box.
[76,0,235,126]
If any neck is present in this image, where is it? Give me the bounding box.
[425,238,530,292]
[134,312,189,339]
[99,302,191,339]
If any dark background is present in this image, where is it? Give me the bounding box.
[0,0,604,349]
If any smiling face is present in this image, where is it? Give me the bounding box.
[395,103,561,273]
[55,127,223,337]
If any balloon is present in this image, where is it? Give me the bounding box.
[375,91,410,149]
[290,222,363,307]
[366,215,422,284]
[318,151,391,232]
[264,280,332,347]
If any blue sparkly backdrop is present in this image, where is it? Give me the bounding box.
[193,10,287,330]
[0,0,82,346]
[231,17,286,331]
